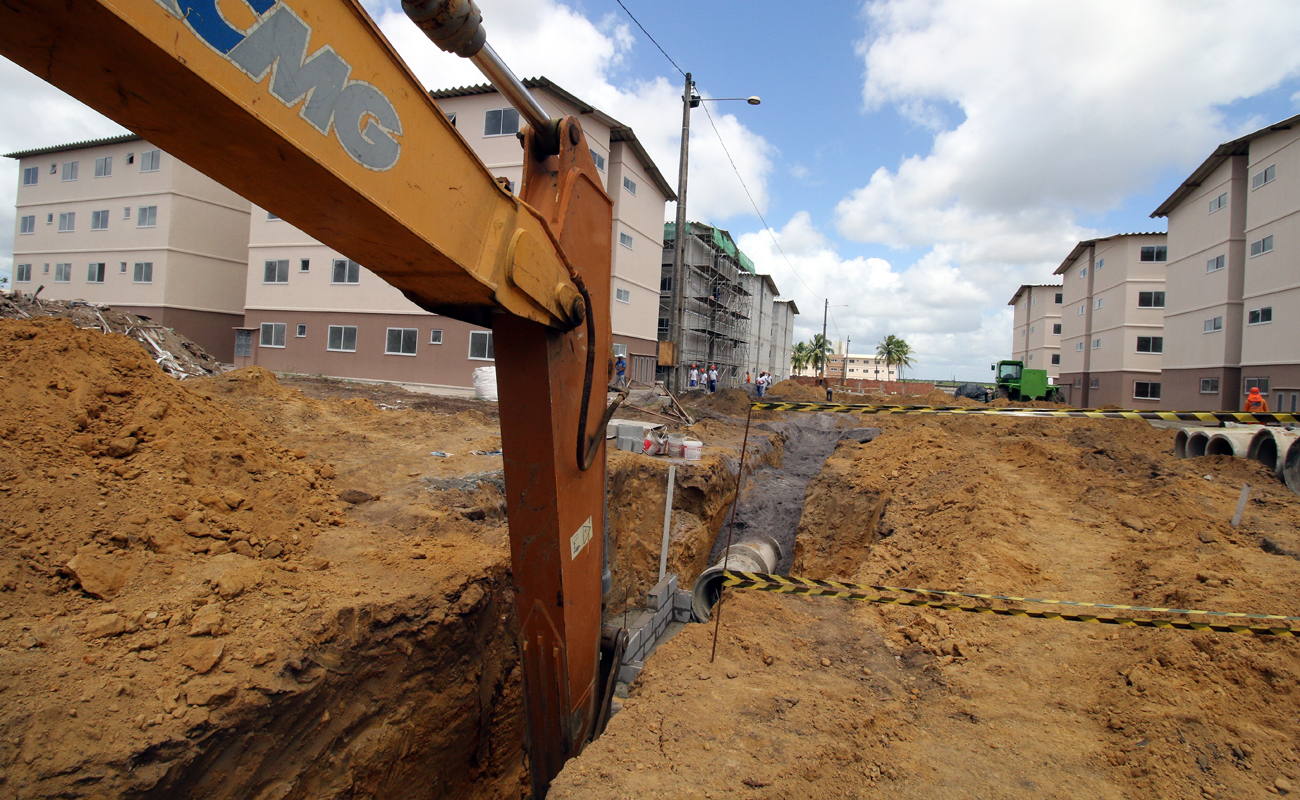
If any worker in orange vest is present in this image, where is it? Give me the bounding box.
[1245,386,1269,413]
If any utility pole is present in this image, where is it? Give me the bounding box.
[842,335,849,388]
[669,72,695,393]
[819,298,828,381]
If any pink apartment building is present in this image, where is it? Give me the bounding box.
[1007,283,1063,381]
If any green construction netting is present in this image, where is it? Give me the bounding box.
[712,227,736,257]
[737,251,755,273]
[664,222,676,241]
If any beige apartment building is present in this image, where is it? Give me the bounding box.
[6,134,251,360]
[1007,284,1063,381]
[236,79,673,387]
[1055,233,1168,407]
[767,300,798,382]
[1152,114,1300,413]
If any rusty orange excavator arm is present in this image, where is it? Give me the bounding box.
[0,0,621,795]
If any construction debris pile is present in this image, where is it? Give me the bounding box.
[0,290,222,378]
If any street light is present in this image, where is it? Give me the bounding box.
[668,74,761,392]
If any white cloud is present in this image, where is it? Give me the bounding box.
[837,0,1300,254]
[738,212,1021,378]
[375,0,772,222]
[0,59,127,277]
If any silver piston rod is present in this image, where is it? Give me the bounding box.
[402,0,561,152]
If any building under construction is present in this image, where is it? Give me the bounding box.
[660,221,753,389]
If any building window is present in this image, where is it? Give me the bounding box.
[1051,353,1060,366]
[1204,316,1223,332]
[19,215,34,235]
[1028,353,1034,361]
[1031,297,1037,307]
[1250,235,1273,257]
[1094,298,1103,309]
[469,330,494,360]
[619,232,634,249]
[327,325,357,352]
[133,262,153,283]
[1090,378,1100,390]
[94,156,112,178]
[46,213,52,224]
[234,330,253,357]
[1139,246,1167,262]
[1075,342,1084,351]
[660,275,672,291]
[332,258,360,284]
[1209,192,1227,213]
[623,176,637,195]
[1092,338,1101,350]
[429,329,443,345]
[1080,267,1087,278]
[140,149,161,172]
[1078,304,1085,315]
[1096,258,1105,270]
[260,322,287,348]
[1200,378,1219,394]
[1073,377,1083,388]
[87,262,105,283]
[483,108,520,137]
[295,324,307,338]
[263,259,289,283]
[57,212,75,232]
[124,206,131,219]
[22,166,37,186]
[1248,307,1273,325]
[1052,323,1061,335]
[1137,291,1165,308]
[590,149,606,171]
[119,262,127,273]
[385,327,417,355]
[61,161,78,181]
[1054,292,1062,304]
[1136,336,1163,353]
[1244,377,1269,395]
[90,210,109,231]
[300,259,310,272]
[1133,381,1161,400]
[616,288,631,303]
[1251,164,1276,189]
[15,264,31,282]
[267,211,280,220]
[51,263,71,283]
[1206,254,1225,273]
[137,206,157,228]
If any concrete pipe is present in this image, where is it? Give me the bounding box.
[691,535,782,622]
[1284,437,1300,496]
[1174,429,1190,459]
[1205,430,1259,458]
[1186,429,1213,458]
[1247,427,1300,481]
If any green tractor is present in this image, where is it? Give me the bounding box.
[991,360,1063,403]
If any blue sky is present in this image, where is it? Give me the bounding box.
[4,0,1300,380]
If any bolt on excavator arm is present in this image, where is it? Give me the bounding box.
[0,0,616,794]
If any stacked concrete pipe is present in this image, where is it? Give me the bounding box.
[1285,437,1300,496]
[1180,429,1213,458]
[1247,427,1300,482]
[1205,429,1259,458]
[690,535,782,622]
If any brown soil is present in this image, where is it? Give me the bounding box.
[551,414,1300,800]
[768,380,824,401]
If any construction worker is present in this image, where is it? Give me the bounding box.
[1246,386,1269,414]
[708,365,719,393]
[615,354,627,387]
[689,364,699,388]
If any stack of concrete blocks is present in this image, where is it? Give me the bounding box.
[615,423,644,453]
[617,573,695,687]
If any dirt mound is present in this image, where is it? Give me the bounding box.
[921,389,957,406]
[768,379,824,401]
[691,387,751,417]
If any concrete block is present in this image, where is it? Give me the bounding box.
[647,574,679,611]
[672,591,693,612]
[618,662,643,686]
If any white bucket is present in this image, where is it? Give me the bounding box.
[666,433,686,458]
[683,438,703,460]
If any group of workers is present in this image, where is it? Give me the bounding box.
[688,364,720,392]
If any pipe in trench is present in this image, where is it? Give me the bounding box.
[691,535,782,622]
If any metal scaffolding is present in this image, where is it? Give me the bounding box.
[659,221,751,389]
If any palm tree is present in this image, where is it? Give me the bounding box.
[876,335,915,386]
[809,334,832,377]
[790,341,811,375]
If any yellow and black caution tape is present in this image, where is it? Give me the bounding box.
[750,401,1299,426]
[721,571,1300,637]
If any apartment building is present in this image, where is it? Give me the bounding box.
[767,300,798,382]
[235,78,675,388]
[1054,233,1168,407]
[1007,284,1063,381]
[740,272,779,380]
[825,345,898,384]
[6,134,251,360]
[1152,114,1300,413]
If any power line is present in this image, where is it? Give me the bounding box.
[610,0,824,302]
[611,0,685,77]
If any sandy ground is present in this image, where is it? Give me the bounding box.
[551,414,1300,800]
